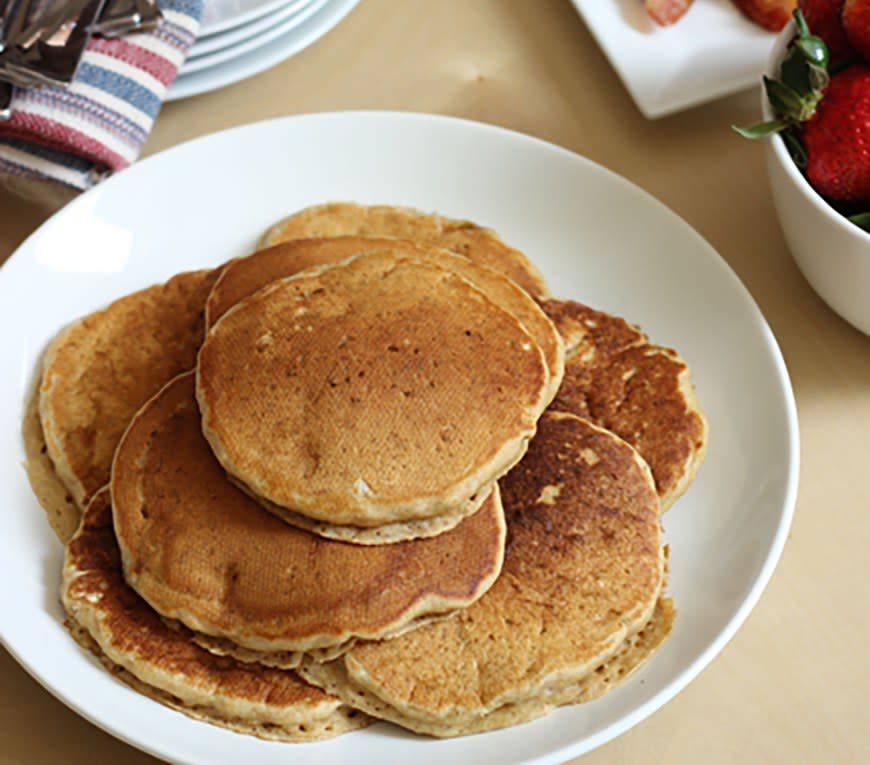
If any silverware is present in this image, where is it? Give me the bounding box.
[2,0,106,86]
[30,0,106,84]
[0,83,11,119]
[0,0,35,119]
[18,0,90,50]
[0,0,34,54]
[0,1,10,52]
[94,0,161,37]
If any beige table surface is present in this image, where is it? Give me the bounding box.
[1,1,868,763]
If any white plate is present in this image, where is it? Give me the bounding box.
[167,0,359,100]
[200,0,300,37]
[188,0,314,59]
[180,0,329,74]
[571,0,778,118]
[0,112,798,764]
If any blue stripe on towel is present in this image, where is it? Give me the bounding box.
[75,62,163,119]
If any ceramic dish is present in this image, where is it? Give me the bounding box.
[762,20,870,334]
[199,0,302,37]
[570,0,779,118]
[167,0,358,100]
[0,111,799,764]
[180,0,329,74]
[187,0,314,59]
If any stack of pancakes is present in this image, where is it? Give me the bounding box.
[25,202,708,741]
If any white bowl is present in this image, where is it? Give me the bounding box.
[762,20,870,335]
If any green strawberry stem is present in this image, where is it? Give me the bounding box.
[734,10,829,138]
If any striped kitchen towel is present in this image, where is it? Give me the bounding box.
[0,0,202,191]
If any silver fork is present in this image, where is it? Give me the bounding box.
[6,0,105,83]
[0,0,33,117]
[17,0,91,51]
[1,0,33,54]
[93,0,161,37]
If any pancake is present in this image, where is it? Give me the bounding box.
[62,488,371,741]
[257,202,550,299]
[206,236,564,400]
[240,483,493,545]
[300,596,675,737]
[543,299,708,510]
[38,267,221,511]
[187,611,454,670]
[197,250,550,529]
[299,411,665,735]
[22,376,79,544]
[111,372,507,653]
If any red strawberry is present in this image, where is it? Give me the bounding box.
[731,0,797,31]
[843,0,870,61]
[797,0,857,65]
[645,0,694,25]
[801,65,870,202]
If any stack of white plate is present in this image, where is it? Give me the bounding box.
[167,0,360,101]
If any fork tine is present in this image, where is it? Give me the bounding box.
[18,0,90,50]
[0,0,29,53]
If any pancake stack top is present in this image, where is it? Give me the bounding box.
[197,248,558,539]
[27,202,708,743]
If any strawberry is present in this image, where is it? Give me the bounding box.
[842,0,870,61]
[735,10,870,228]
[645,0,694,26]
[801,65,870,202]
[797,0,857,66]
[731,0,797,32]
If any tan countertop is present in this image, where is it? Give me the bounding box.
[2,1,868,763]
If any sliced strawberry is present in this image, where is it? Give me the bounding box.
[843,0,870,61]
[802,65,870,202]
[797,0,857,66]
[645,0,694,25]
[731,0,797,31]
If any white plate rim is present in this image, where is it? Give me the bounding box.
[187,0,315,58]
[181,0,331,74]
[0,110,800,764]
[199,0,303,37]
[167,0,359,100]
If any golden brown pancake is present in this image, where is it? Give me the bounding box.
[301,597,675,737]
[197,251,549,529]
[38,267,221,511]
[300,411,665,735]
[206,236,564,400]
[258,202,550,299]
[185,611,455,670]
[111,372,507,653]
[239,482,494,545]
[22,376,79,544]
[62,489,371,741]
[543,299,708,510]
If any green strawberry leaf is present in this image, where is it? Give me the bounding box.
[734,10,827,155]
[848,212,870,233]
[764,76,805,118]
[781,130,807,168]
[780,47,813,96]
[732,121,786,139]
